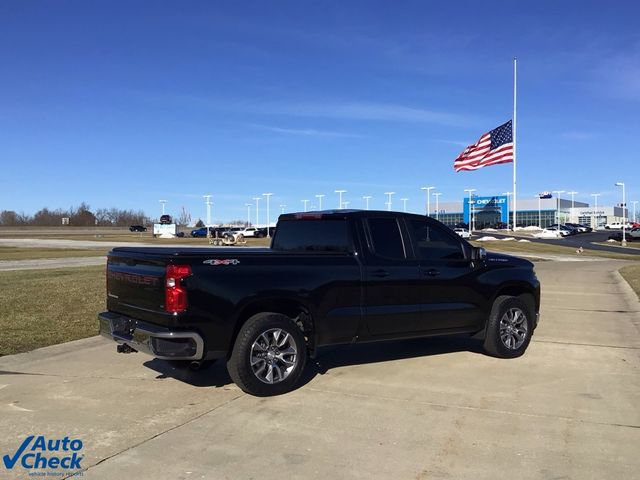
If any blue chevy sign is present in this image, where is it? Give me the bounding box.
[463,195,509,224]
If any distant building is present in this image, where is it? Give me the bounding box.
[432,194,627,229]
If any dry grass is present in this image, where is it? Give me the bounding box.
[0,266,105,356]
[470,240,640,261]
[0,246,109,261]
[619,264,640,300]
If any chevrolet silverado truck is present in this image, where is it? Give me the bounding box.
[99,210,540,396]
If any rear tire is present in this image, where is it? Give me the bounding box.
[227,313,307,396]
[483,295,533,358]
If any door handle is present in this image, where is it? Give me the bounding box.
[371,269,390,278]
[422,268,440,277]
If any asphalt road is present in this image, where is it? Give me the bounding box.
[1,259,639,479]
[481,230,640,256]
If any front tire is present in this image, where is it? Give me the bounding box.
[227,313,307,396]
[483,296,533,358]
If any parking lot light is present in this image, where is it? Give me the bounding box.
[591,193,601,229]
[302,199,309,212]
[335,190,347,209]
[253,197,261,228]
[552,190,565,231]
[384,192,395,211]
[421,186,435,216]
[433,192,442,221]
[615,182,626,246]
[362,196,372,210]
[263,193,273,238]
[568,191,578,223]
[315,194,325,210]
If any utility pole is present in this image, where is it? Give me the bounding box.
[433,192,442,221]
[315,194,325,211]
[335,190,346,209]
[464,188,476,235]
[245,203,252,227]
[421,186,435,216]
[384,192,395,211]
[253,197,261,227]
[567,191,578,223]
[363,196,372,210]
[302,199,309,212]
[590,193,601,230]
[400,198,409,212]
[263,193,273,238]
[615,182,626,246]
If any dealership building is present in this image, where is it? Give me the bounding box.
[432,194,629,229]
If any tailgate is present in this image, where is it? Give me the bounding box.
[107,252,167,318]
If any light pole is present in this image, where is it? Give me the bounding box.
[263,193,273,238]
[343,201,350,208]
[253,197,261,227]
[315,194,325,211]
[502,192,512,228]
[464,189,476,234]
[384,192,395,211]
[590,193,601,230]
[567,191,578,223]
[363,196,372,210]
[552,190,565,229]
[537,195,542,229]
[203,195,212,226]
[433,192,442,221]
[159,199,167,216]
[400,198,409,212]
[302,199,310,212]
[421,186,435,216]
[245,203,252,227]
[631,201,638,224]
[335,190,346,209]
[280,204,286,214]
[615,182,626,246]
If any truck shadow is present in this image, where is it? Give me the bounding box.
[143,335,484,390]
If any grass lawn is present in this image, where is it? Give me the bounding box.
[470,240,640,261]
[0,246,109,261]
[619,264,640,299]
[0,266,104,356]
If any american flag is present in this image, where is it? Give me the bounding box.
[453,120,514,172]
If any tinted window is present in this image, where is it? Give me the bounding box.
[272,220,350,252]
[367,218,405,259]
[409,220,464,260]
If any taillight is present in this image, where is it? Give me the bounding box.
[165,264,192,313]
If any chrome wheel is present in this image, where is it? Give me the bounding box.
[499,307,528,350]
[250,328,298,384]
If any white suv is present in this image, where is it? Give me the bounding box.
[239,227,258,237]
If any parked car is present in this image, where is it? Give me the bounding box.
[159,215,173,225]
[549,224,577,236]
[608,228,640,242]
[605,221,632,230]
[129,225,147,232]
[255,227,276,238]
[565,223,592,233]
[453,228,471,239]
[239,227,259,238]
[533,229,562,239]
[99,210,540,396]
[190,227,211,238]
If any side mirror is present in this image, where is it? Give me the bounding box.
[472,246,487,261]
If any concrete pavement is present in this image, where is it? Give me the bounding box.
[0,260,638,479]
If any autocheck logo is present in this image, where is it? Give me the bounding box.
[3,436,84,472]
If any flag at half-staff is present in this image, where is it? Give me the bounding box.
[453,120,514,172]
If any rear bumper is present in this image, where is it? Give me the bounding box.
[99,312,204,361]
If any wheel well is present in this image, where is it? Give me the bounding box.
[493,287,535,315]
[231,299,315,357]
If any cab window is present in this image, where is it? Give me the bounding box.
[408,220,465,261]
[366,218,406,260]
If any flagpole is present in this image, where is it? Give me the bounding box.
[512,57,517,232]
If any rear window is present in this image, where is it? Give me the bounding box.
[272,220,350,252]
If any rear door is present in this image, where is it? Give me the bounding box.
[405,219,485,331]
[361,216,423,336]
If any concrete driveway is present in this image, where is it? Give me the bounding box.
[0,260,639,479]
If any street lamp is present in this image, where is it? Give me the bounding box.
[421,186,435,216]
[400,198,409,212]
[552,190,565,230]
[362,196,372,210]
[384,192,395,211]
[315,194,325,211]
[245,203,252,227]
[302,199,310,212]
[203,195,212,226]
[631,201,638,224]
[590,193,601,230]
[253,197,261,227]
[279,204,286,214]
[335,190,347,209]
[159,199,167,216]
[263,193,273,238]
[567,191,578,223]
[433,192,442,221]
[615,182,626,246]
[537,195,542,229]
[464,188,476,234]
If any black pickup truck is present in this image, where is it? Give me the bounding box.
[99,210,540,396]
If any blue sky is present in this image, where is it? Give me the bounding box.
[1,0,638,224]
